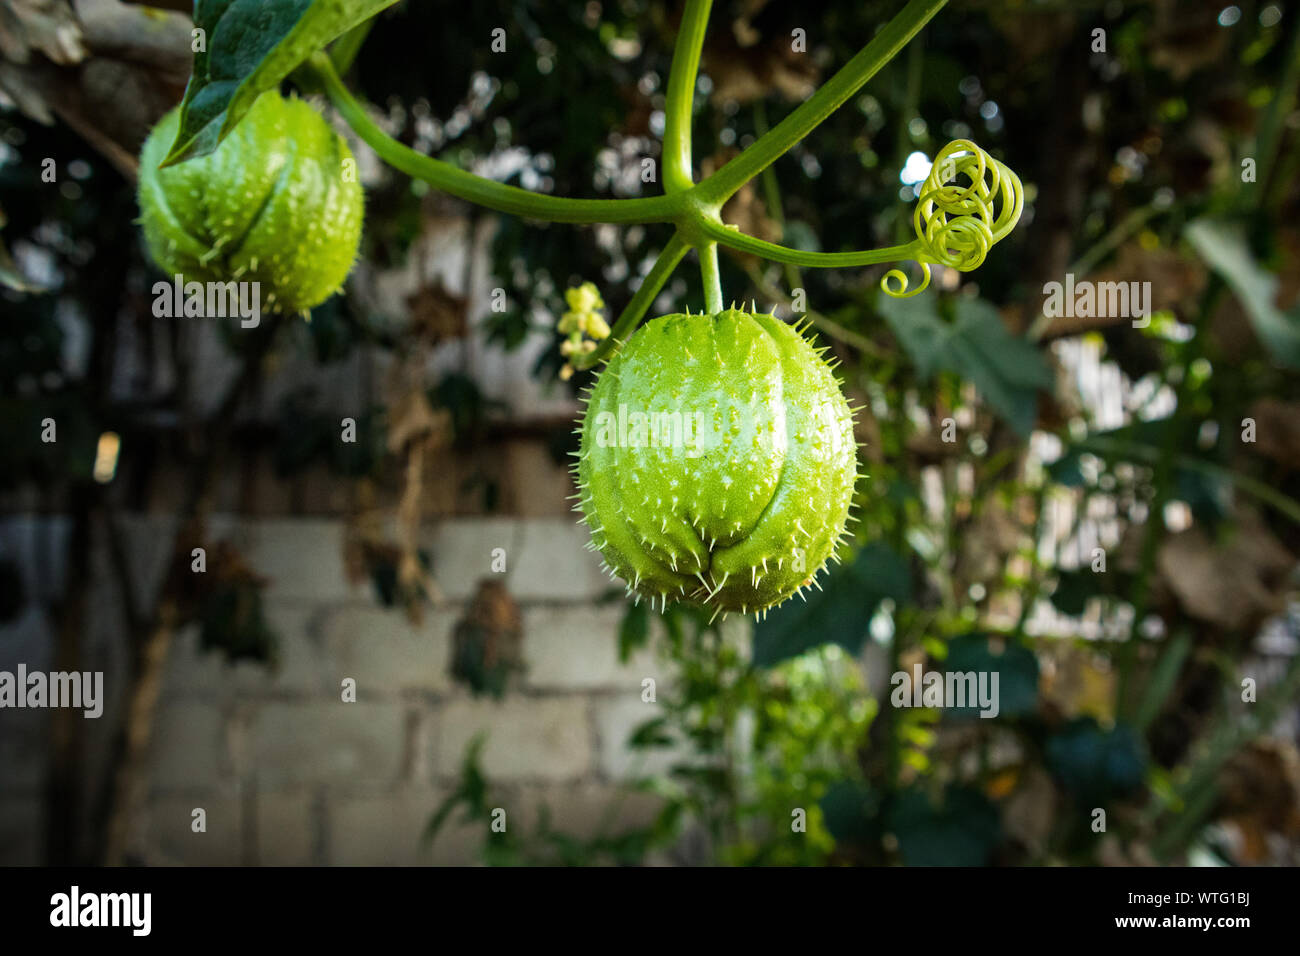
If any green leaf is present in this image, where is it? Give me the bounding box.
[328,14,376,74]
[876,290,948,377]
[1048,569,1094,616]
[819,780,880,846]
[626,716,674,749]
[423,735,489,846]
[886,786,1001,866]
[618,600,650,663]
[1049,418,1197,489]
[163,0,397,166]
[940,633,1040,720]
[369,556,397,607]
[877,292,1051,435]
[1186,218,1300,369]
[752,542,911,667]
[198,582,278,664]
[1173,465,1230,527]
[1047,451,1086,488]
[1133,632,1192,733]
[945,297,1054,435]
[1046,717,1147,803]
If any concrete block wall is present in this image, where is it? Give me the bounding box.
[121,515,681,866]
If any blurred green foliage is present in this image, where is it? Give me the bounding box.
[6,0,1300,866]
[414,0,1300,866]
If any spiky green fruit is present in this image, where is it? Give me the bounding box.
[137,91,363,314]
[576,308,859,616]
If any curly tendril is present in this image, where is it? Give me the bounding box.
[882,139,1025,299]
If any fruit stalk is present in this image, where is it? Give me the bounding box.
[699,242,723,314]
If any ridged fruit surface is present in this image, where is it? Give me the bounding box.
[576,308,858,615]
[137,91,363,314]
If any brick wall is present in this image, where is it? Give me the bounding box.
[0,512,707,865]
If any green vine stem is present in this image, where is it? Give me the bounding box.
[662,0,712,194]
[310,54,678,224]
[694,0,948,207]
[747,102,884,355]
[701,219,923,268]
[661,0,722,306]
[702,137,1023,299]
[309,0,1019,340]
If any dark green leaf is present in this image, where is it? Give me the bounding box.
[626,716,674,749]
[1133,632,1192,733]
[1047,449,1086,487]
[618,600,650,663]
[752,541,911,667]
[369,556,397,607]
[1173,463,1230,527]
[1046,717,1147,803]
[877,292,1051,435]
[1050,417,1201,491]
[1187,219,1300,369]
[198,582,278,664]
[1048,570,1094,617]
[944,298,1052,436]
[423,735,489,846]
[886,786,1001,866]
[163,0,398,166]
[876,290,948,377]
[819,780,880,845]
[940,633,1039,720]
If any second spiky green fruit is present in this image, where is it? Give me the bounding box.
[137,91,364,314]
[576,307,859,615]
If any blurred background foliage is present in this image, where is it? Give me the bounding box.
[3,0,1300,865]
